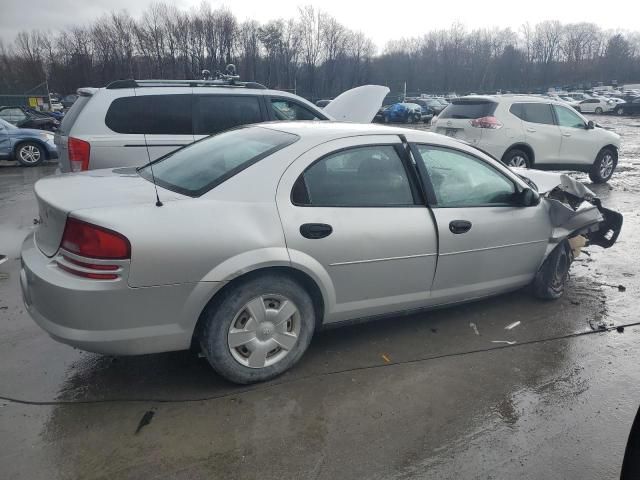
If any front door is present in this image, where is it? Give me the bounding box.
[276,135,438,323]
[412,144,552,304]
[553,104,598,165]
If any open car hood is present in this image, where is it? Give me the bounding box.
[323,85,390,123]
[512,167,622,249]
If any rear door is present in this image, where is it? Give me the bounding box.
[192,93,264,141]
[513,102,561,165]
[411,143,551,304]
[276,135,437,323]
[434,98,497,144]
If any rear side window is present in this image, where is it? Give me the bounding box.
[511,103,555,125]
[105,95,192,135]
[139,127,298,197]
[292,145,415,207]
[439,100,497,119]
[194,95,262,135]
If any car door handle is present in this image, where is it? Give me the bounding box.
[449,220,472,234]
[300,223,333,239]
[526,128,536,133]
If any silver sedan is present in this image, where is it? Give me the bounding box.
[21,122,622,383]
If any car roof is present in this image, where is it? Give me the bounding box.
[456,94,567,106]
[257,121,447,144]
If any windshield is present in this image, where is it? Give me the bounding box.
[0,118,17,130]
[139,126,298,197]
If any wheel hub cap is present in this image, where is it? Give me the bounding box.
[227,295,301,369]
[509,156,527,168]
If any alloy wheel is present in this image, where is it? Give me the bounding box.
[227,295,301,368]
[599,153,615,179]
[508,155,528,168]
[18,144,41,164]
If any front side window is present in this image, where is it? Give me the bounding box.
[416,145,515,207]
[105,95,192,135]
[270,99,324,121]
[553,105,585,128]
[292,145,414,207]
[139,126,298,197]
[194,95,262,135]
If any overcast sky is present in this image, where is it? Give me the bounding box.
[1,0,638,50]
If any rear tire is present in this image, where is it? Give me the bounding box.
[199,273,315,384]
[589,148,617,183]
[595,107,603,114]
[532,241,571,300]
[15,142,45,167]
[503,148,531,168]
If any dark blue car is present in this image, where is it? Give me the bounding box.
[383,103,426,123]
[0,118,58,166]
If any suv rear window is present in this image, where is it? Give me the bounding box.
[139,127,298,197]
[439,100,497,119]
[105,95,192,135]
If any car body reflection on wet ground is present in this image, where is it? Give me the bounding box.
[1,115,639,479]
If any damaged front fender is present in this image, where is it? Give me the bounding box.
[513,168,623,250]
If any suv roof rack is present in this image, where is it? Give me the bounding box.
[105,79,268,90]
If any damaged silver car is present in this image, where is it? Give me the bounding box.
[20,122,622,384]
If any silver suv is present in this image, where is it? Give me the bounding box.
[54,79,378,172]
[433,95,621,183]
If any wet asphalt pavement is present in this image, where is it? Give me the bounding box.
[1,115,639,479]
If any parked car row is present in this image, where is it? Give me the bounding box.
[0,106,60,131]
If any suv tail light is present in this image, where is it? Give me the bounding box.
[57,218,130,280]
[68,137,90,171]
[470,116,503,129]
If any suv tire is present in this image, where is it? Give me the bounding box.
[589,148,617,183]
[503,148,531,168]
[200,273,315,384]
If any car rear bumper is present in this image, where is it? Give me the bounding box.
[20,233,221,355]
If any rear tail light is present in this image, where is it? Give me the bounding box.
[56,218,130,280]
[470,116,503,129]
[68,137,90,172]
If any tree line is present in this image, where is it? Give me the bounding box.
[1,3,639,100]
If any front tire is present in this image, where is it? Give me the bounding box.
[595,107,603,114]
[503,148,531,168]
[589,148,617,183]
[15,142,45,167]
[532,241,571,300]
[199,273,316,384]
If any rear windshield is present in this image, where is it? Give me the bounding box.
[58,94,91,135]
[439,100,497,119]
[139,127,298,197]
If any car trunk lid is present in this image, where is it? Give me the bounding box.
[33,167,186,257]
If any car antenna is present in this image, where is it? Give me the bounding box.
[143,135,163,207]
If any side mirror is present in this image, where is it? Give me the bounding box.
[586,120,595,129]
[517,188,540,207]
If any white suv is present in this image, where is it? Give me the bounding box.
[54,79,386,172]
[433,95,621,183]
